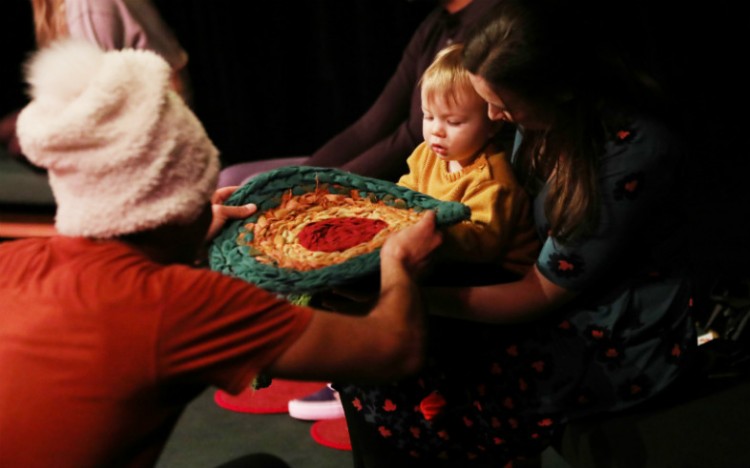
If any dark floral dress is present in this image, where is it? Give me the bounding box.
[337,114,697,465]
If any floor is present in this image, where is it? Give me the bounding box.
[156,387,573,468]
[156,387,352,468]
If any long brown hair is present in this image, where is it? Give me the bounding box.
[463,0,663,242]
[31,0,68,47]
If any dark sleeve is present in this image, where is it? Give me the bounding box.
[305,11,440,181]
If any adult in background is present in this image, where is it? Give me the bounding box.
[31,0,189,95]
[2,0,189,166]
[217,0,503,186]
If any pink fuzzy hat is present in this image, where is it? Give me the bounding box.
[16,40,219,238]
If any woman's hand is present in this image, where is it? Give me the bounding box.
[426,265,576,324]
[205,186,257,241]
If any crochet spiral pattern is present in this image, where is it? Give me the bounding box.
[209,166,470,294]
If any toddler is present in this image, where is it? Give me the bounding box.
[398,44,539,276]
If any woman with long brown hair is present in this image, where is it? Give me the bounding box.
[337,0,696,466]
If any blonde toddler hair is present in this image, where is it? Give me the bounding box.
[420,43,478,106]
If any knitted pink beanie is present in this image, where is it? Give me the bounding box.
[16,40,219,238]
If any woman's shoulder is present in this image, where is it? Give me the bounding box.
[604,109,680,141]
[596,111,687,205]
[600,110,685,167]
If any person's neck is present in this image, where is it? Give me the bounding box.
[118,224,203,266]
[123,239,196,265]
[442,0,473,14]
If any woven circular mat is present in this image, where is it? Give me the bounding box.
[209,166,469,294]
[214,379,328,414]
[310,417,352,451]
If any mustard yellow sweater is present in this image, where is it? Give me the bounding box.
[398,142,539,275]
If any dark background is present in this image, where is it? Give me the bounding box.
[1,0,748,276]
[0,0,434,167]
[156,0,439,165]
[0,1,744,170]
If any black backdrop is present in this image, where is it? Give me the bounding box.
[155,0,434,166]
[0,0,433,167]
[2,0,745,171]
[1,2,36,116]
[2,0,748,275]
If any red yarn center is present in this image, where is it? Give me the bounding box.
[298,217,388,252]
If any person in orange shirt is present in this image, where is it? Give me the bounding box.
[0,40,441,468]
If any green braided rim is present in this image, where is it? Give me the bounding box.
[209,166,470,294]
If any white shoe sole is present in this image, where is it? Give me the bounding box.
[288,399,344,420]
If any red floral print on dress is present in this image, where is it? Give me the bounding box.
[538,418,554,427]
[616,129,632,141]
[613,171,645,201]
[547,252,585,278]
[383,399,397,412]
[419,391,446,421]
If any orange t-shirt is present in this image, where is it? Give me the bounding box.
[0,237,313,467]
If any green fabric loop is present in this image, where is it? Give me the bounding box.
[209,166,469,294]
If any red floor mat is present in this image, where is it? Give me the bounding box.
[214,379,328,414]
[310,417,352,451]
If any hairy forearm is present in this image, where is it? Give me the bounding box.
[266,212,437,383]
[370,255,425,373]
[266,256,426,383]
[266,267,424,383]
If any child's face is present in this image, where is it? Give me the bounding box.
[421,87,495,166]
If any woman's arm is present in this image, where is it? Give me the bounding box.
[426,264,577,324]
[429,117,684,324]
